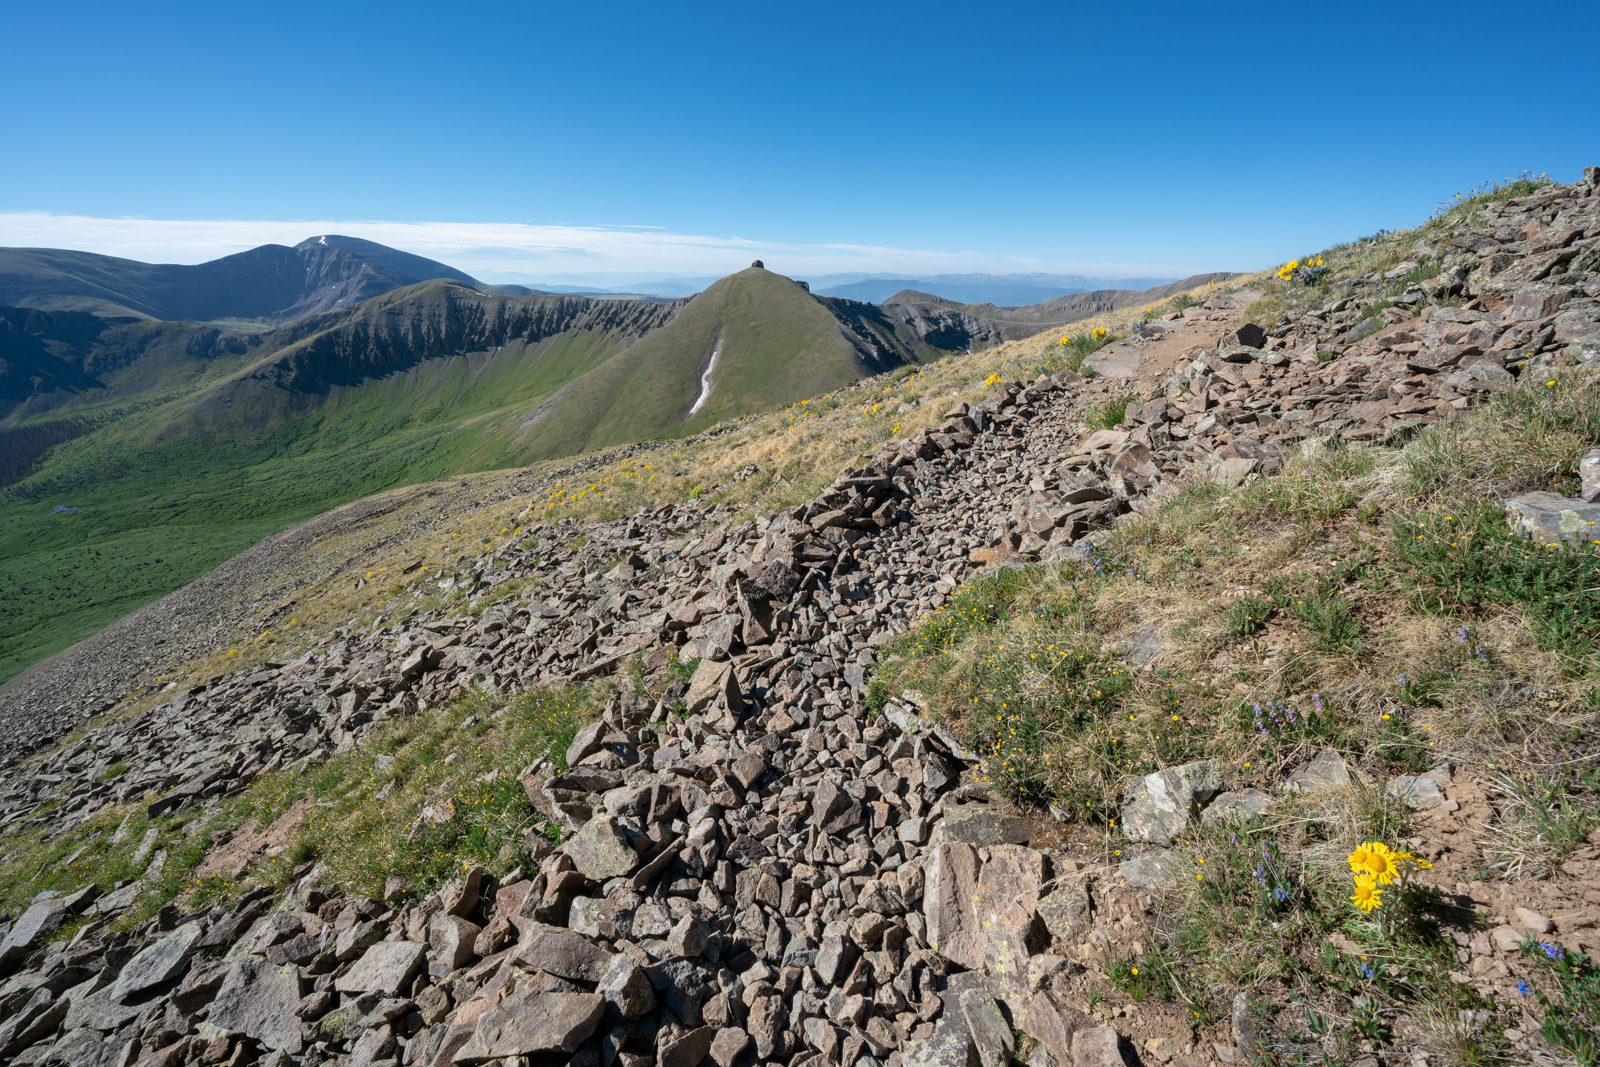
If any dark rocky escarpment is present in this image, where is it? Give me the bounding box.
[177,286,689,427]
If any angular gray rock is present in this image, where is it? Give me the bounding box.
[348,1023,397,1067]
[902,1019,980,1067]
[924,842,984,971]
[659,1025,718,1067]
[0,895,67,968]
[516,929,615,982]
[111,920,204,1001]
[668,913,711,958]
[428,912,482,972]
[710,1026,753,1067]
[1580,449,1600,504]
[207,957,305,1054]
[456,988,605,1059]
[960,988,1015,1067]
[1120,759,1225,845]
[333,940,426,996]
[685,659,743,718]
[597,953,656,1020]
[939,804,1032,846]
[1036,879,1091,944]
[566,815,638,880]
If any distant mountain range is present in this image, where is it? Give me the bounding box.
[0,235,1234,683]
[882,272,1240,325]
[808,272,1179,306]
[0,239,1194,319]
[0,261,1040,682]
[476,271,1185,304]
[0,235,510,325]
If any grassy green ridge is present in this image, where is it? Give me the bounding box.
[508,266,922,458]
[0,270,962,684]
[0,285,686,682]
[0,329,641,682]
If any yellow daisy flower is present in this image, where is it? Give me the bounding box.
[1351,874,1383,912]
[1362,843,1401,885]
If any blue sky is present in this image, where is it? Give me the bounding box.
[2,1,1596,280]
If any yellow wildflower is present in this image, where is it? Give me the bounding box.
[1362,843,1401,884]
[1350,874,1383,912]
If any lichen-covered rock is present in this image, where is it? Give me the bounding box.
[1505,491,1600,546]
[207,957,305,1054]
[974,845,1048,984]
[1036,878,1091,944]
[938,803,1032,846]
[1282,748,1351,795]
[1200,788,1272,826]
[1120,759,1225,844]
[333,941,425,997]
[564,815,638,880]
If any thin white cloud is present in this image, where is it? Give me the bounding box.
[0,212,1188,279]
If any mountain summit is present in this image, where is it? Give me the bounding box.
[0,249,1237,683]
[0,237,483,325]
[292,234,482,288]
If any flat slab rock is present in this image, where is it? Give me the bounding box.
[206,956,305,1054]
[0,896,67,965]
[111,920,204,1000]
[456,988,605,1060]
[515,928,615,982]
[1505,491,1600,545]
[936,803,1033,846]
[1119,850,1179,888]
[334,940,426,996]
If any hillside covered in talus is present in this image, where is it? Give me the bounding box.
[0,170,1598,1067]
[0,261,1080,684]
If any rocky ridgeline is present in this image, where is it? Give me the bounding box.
[1097,167,1600,492]
[2,170,1600,1067]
